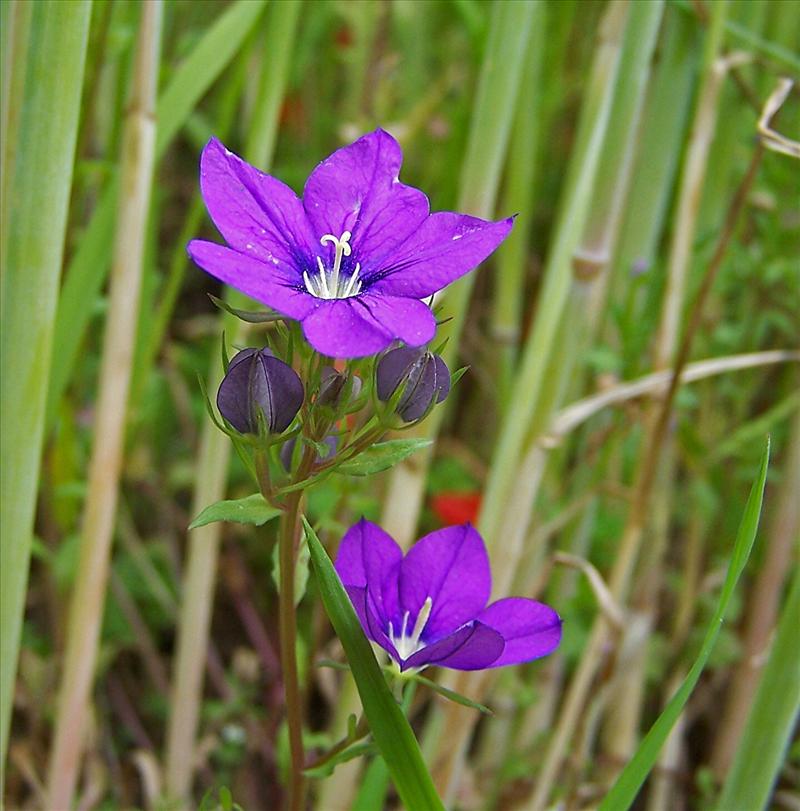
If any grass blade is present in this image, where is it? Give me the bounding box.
[599,437,771,810]
[0,0,91,781]
[717,561,800,810]
[303,518,445,811]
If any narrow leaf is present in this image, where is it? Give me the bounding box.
[303,518,445,811]
[189,493,282,530]
[717,562,800,810]
[599,438,771,810]
[303,741,376,779]
[337,439,433,476]
[412,673,493,715]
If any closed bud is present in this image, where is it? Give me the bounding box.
[317,366,362,409]
[376,347,450,422]
[217,348,304,434]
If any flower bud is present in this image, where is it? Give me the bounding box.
[217,347,304,434]
[280,434,338,471]
[316,366,362,409]
[376,347,450,422]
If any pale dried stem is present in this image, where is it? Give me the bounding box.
[710,405,800,777]
[45,5,162,808]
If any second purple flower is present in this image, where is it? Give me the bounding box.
[335,520,562,672]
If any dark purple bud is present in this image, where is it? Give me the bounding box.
[280,434,338,471]
[217,347,304,434]
[376,347,450,422]
[317,366,362,409]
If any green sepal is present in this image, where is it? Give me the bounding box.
[208,293,284,323]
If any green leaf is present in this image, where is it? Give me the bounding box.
[718,561,800,811]
[337,439,433,476]
[411,673,493,715]
[189,494,282,530]
[599,438,770,811]
[302,517,445,811]
[304,741,376,779]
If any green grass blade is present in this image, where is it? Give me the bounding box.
[599,438,771,811]
[303,518,445,811]
[0,0,91,781]
[717,561,800,811]
[45,0,267,432]
[154,0,267,156]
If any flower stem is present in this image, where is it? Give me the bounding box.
[273,444,316,811]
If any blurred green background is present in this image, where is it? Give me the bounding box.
[1,0,798,809]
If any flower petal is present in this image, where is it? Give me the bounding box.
[367,212,514,297]
[300,294,435,359]
[402,621,504,672]
[399,524,491,640]
[187,240,317,320]
[477,598,562,667]
[199,138,317,270]
[302,129,429,262]
[335,519,402,624]
[345,585,400,663]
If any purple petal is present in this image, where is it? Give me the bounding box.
[187,240,317,320]
[198,138,318,270]
[345,586,400,663]
[477,598,562,667]
[302,129,429,263]
[398,524,491,640]
[402,621,504,671]
[367,212,514,297]
[300,294,435,359]
[335,519,401,625]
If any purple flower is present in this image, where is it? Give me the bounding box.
[335,520,562,672]
[188,130,513,359]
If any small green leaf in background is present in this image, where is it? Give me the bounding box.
[337,439,433,476]
[304,741,376,779]
[599,438,771,811]
[188,493,281,529]
[302,517,445,811]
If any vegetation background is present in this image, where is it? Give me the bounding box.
[1,0,798,809]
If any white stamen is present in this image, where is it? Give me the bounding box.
[390,597,433,661]
[303,230,363,299]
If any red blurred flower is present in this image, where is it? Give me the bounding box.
[430,491,481,526]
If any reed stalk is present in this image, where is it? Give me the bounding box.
[45,6,163,808]
[0,0,91,786]
[490,5,546,404]
[163,2,302,801]
[380,0,536,547]
[424,0,636,798]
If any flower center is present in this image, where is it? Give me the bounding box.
[388,597,433,661]
[303,231,363,300]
